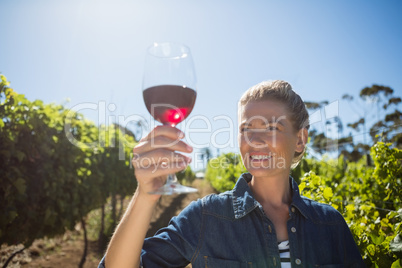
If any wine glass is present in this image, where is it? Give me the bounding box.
[142,42,198,195]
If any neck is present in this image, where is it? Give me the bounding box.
[248,172,292,208]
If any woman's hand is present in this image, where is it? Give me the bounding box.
[132,125,193,201]
[105,125,193,268]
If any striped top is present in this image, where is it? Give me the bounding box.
[278,240,291,268]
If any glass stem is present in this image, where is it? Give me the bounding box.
[163,123,179,186]
[167,174,177,185]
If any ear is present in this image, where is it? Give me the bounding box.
[295,128,308,153]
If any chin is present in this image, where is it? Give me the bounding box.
[247,167,277,177]
[247,156,286,171]
[245,161,290,178]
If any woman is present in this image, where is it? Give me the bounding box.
[99,80,365,267]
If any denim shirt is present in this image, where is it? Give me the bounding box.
[98,173,365,268]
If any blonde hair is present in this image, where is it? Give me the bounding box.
[239,80,309,168]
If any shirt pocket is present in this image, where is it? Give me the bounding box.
[203,256,252,268]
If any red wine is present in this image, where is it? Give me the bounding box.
[143,85,197,126]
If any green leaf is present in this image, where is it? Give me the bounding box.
[398,209,402,219]
[7,211,18,223]
[395,151,402,159]
[370,233,385,245]
[15,150,25,162]
[323,187,333,201]
[391,259,402,268]
[367,244,376,256]
[12,178,26,195]
[390,234,402,253]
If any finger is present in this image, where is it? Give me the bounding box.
[134,136,192,155]
[140,125,184,143]
[132,149,191,168]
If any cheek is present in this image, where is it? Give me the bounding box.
[238,133,244,147]
[279,136,298,156]
[238,135,248,157]
[238,135,244,151]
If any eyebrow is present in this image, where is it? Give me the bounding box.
[240,119,286,127]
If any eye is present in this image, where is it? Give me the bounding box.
[266,125,278,131]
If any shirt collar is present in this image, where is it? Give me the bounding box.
[231,173,311,220]
[232,173,259,219]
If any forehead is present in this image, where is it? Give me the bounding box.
[238,100,290,122]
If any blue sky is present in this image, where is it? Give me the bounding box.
[1,0,401,169]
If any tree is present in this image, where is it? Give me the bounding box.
[176,165,196,185]
[343,84,402,149]
[304,101,344,156]
[304,84,401,162]
[200,147,212,163]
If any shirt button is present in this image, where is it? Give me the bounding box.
[268,225,272,233]
[291,227,296,233]
[295,258,302,265]
[291,207,296,213]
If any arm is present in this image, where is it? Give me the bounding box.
[103,126,192,268]
[141,199,203,267]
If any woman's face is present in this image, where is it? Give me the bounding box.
[238,99,306,178]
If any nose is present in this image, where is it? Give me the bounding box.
[246,131,267,148]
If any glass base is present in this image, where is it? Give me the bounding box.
[149,182,198,195]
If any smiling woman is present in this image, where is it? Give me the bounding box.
[238,80,310,169]
[237,85,309,194]
[98,80,365,268]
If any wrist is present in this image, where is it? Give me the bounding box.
[134,186,161,205]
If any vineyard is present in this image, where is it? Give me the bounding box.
[0,75,137,267]
[1,73,402,267]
